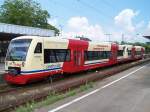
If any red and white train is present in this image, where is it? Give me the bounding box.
[4,36,145,84]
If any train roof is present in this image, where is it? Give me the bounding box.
[12,36,64,40]
[12,36,113,45]
[11,36,145,49]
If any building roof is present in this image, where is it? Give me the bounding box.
[143,36,150,40]
[0,23,54,37]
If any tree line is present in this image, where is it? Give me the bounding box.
[0,0,59,35]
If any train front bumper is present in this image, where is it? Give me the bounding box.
[4,73,27,85]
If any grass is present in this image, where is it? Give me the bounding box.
[15,82,94,112]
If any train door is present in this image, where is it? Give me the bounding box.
[131,47,135,59]
[141,48,144,59]
[30,40,44,71]
[110,43,118,64]
[73,48,83,71]
[74,49,82,66]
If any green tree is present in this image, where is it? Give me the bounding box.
[0,0,59,35]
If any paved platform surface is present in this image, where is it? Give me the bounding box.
[35,62,150,112]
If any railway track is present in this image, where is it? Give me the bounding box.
[0,58,150,112]
[0,69,69,94]
[0,59,149,94]
[0,84,18,94]
[0,60,131,94]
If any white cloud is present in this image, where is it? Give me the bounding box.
[147,21,150,29]
[114,9,138,32]
[68,17,89,31]
[143,21,150,36]
[62,15,149,43]
[135,21,145,29]
[63,16,107,42]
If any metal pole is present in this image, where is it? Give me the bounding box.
[121,33,124,44]
[59,24,63,36]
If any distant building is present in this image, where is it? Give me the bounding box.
[143,36,150,40]
[0,23,54,63]
[75,36,91,41]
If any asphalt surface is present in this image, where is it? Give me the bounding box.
[34,62,150,112]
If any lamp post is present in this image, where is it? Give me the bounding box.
[121,33,125,44]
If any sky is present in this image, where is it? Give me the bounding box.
[0,0,150,43]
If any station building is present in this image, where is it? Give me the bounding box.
[0,23,54,63]
[143,35,150,44]
[143,36,150,40]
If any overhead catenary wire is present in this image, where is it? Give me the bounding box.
[76,0,113,21]
[50,0,82,14]
[101,0,118,12]
[51,0,113,22]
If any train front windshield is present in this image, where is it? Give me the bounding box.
[6,39,32,61]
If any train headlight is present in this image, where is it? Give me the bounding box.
[8,67,21,76]
[9,69,18,75]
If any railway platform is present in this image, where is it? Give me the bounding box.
[35,62,150,112]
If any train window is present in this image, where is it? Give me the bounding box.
[44,49,70,63]
[65,50,70,61]
[136,51,141,55]
[84,51,88,60]
[84,51,110,61]
[6,39,32,61]
[128,50,132,56]
[103,51,111,59]
[44,50,56,63]
[55,49,70,62]
[34,43,42,53]
[117,50,123,56]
